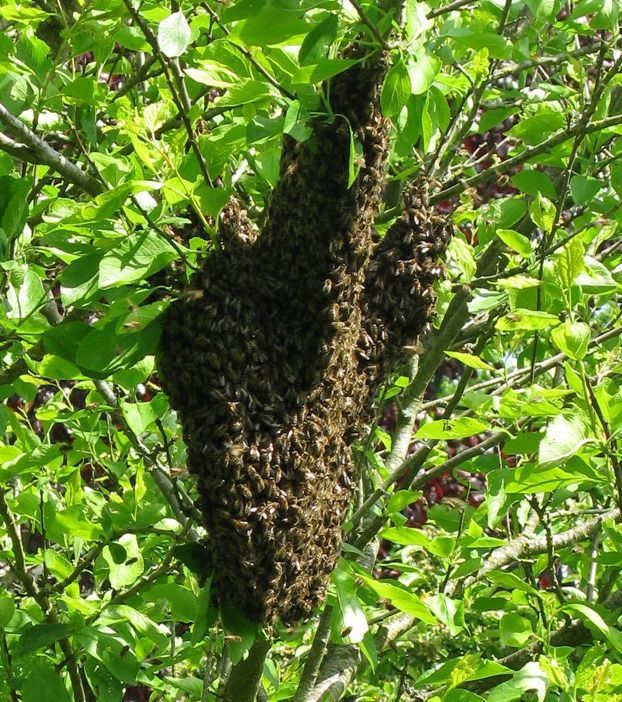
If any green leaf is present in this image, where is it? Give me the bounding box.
[121,394,168,435]
[51,506,104,541]
[145,583,198,622]
[292,58,356,84]
[6,268,45,320]
[576,256,617,293]
[449,654,485,687]
[191,578,216,644]
[452,32,510,59]
[404,0,431,42]
[75,319,162,378]
[554,237,585,291]
[196,186,232,218]
[589,0,619,29]
[503,431,542,455]
[430,86,449,131]
[380,526,430,548]
[510,169,557,200]
[101,605,167,645]
[186,64,239,89]
[220,601,260,665]
[445,351,494,371]
[44,550,73,581]
[477,197,527,244]
[509,111,565,145]
[487,661,547,702]
[381,59,411,117]
[447,236,476,281]
[529,193,556,233]
[332,561,368,644]
[17,623,76,656]
[524,0,555,19]
[116,25,151,52]
[359,573,436,624]
[501,459,600,494]
[407,50,440,95]
[499,613,533,647]
[487,571,541,598]
[444,691,485,702]
[348,128,363,189]
[21,662,70,702]
[415,417,490,440]
[163,677,204,696]
[60,253,102,307]
[229,10,309,47]
[551,321,591,360]
[495,274,540,290]
[479,107,519,133]
[76,627,140,683]
[283,99,312,142]
[64,76,100,105]
[299,14,337,65]
[102,534,145,589]
[43,321,92,363]
[612,161,622,199]
[358,630,378,673]
[538,413,591,467]
[0,175,30,244]
[36,354,84,380]
[218,80,272,106]
[495,229,532,257]
[387,490,422,514]
[570,174,603,205]
[495,309,559,332]
[98,231,177,289]
[158,11,192,58]
[421,91,437,152]
[427,594,463,636]
[563,603,610,638]
[0,596,15,628]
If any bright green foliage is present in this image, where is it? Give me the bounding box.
[0,0,622,701]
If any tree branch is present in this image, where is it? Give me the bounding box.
[291,607,334,702]
[455,507,621,596]
[0,102,103,196]
[306,613,414,702]
[0,132,37,161]
[431,114,622,204]
[221,637,271,702]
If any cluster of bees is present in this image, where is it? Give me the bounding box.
[158,48,450,625]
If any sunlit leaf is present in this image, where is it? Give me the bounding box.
[158,11,192,58]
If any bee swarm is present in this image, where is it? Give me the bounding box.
[158,49,450,625]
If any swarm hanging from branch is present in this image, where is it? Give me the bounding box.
[157,44,451,625]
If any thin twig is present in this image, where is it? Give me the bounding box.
[586,527,600,603]
[349,0,391,49]
[122,0,214,188]
[94,380,202,540]
[427,0,474,18]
